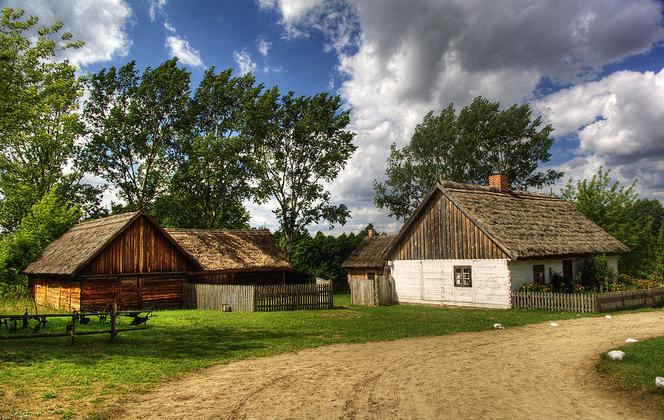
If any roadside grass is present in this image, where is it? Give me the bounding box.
[598,336,664,396]
[0,294,604,418]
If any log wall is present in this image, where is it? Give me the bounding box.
[31,277,81,311]
[392,190,508,260]
[81,215,192,275]
[80,275,186,310]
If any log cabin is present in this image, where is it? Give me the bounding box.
[23,212,299,310]
[341,228,394,284]
[345,174,629,308]
[23,211,201,311]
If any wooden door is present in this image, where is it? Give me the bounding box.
[120,277,141,309]
[562,260,573,282]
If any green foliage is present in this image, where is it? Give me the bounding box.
[576,255,616,291]
[82,59,191,211]
[153,68,261,228]
[255,92,356,257]
[561,168,664,277]
[374,97,563,219]
[0,299,591,417]
[0,8,95,231]
[0,188,80,296]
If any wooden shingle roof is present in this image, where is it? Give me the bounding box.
[342,236,394,269]
[165,229,292,272]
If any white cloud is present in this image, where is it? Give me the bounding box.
[257,36,272,56]
[233,50,257,75]
[163,19,176,32]
[149,0,167,22]
[5,0,133,68]
[258,0,664,232]
[165,35,205,69]
[537,68,664,199]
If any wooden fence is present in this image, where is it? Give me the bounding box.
[511,288,664,313]
[183,280,333,312]
[350,276,394,306]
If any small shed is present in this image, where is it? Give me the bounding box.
[165,228,301,284]
[342,229,394,284]
[23,211,201,310]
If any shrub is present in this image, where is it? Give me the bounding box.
[518,282,552,293]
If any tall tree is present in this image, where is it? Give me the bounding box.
[255,92,356,258]
[82,59,190,211]
[374,97,563,220]
[154,68,261,228]
[561,168,663,277]
[0,8,96,230]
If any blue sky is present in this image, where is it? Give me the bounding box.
[7,0,664,234]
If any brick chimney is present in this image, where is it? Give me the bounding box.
[489,174,509,192]
[367,227,375,239]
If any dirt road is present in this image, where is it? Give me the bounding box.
[120,311,664,419]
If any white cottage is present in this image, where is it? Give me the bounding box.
[377,175,629,309]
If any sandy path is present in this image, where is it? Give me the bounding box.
[120,311,664,419]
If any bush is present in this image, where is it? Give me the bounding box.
[518,283,552,293]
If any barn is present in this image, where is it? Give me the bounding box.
[341,228,394,284]
[23,211,201,311]
[348,174,629,309]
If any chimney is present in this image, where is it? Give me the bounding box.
[367,227,376,239]
[489,174,509,192]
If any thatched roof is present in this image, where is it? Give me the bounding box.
[342,236,394,269]
[165,229,292,272]
[387,181,628,260]
[23,211,200,276]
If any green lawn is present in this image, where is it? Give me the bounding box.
[598,336,664,396]
[1,294,595,419]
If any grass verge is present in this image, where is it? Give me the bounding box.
[1,294,599,419]
[598,336,664,396]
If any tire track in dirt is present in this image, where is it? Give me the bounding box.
[119,311,664,419]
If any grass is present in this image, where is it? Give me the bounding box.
[1,294,600,419]
[598,336,664,396]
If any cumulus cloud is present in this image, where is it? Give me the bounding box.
[256,0,664,233]
[5,0,133,68]
[233,50,257,74]
[165,35,205,69]
[537,69,664,199]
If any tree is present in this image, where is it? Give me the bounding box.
[154,68,261,228]
[0,187,81,296]
[255,92,356,258]
[561,168,663,277]
[374,97,563,219]
[0,8,96,230]
[82,59,190,211]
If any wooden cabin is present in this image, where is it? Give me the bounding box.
[341,228,394,284]
[23,212,202,310]
[347,174,629,309]
[165,228,300,284]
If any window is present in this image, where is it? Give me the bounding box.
[533,265,545,284]
[454,266,472,287]
[367,272,375,280]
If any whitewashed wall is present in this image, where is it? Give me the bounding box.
[391,259,511,309]
[509,259,563,290]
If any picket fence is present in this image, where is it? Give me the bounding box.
[183,280,333,312]
[511,287,664,313]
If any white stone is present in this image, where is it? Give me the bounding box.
[656,377,664,388]
[605,315,613,319]
[625,338,638,343]
[493,323,505,330]
[607,350,626,361]
[550,322,559,327]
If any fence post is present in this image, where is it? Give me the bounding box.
[70,312,76,345]
[110,302,118,342]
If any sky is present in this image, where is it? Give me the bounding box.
[5,0,664,235]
